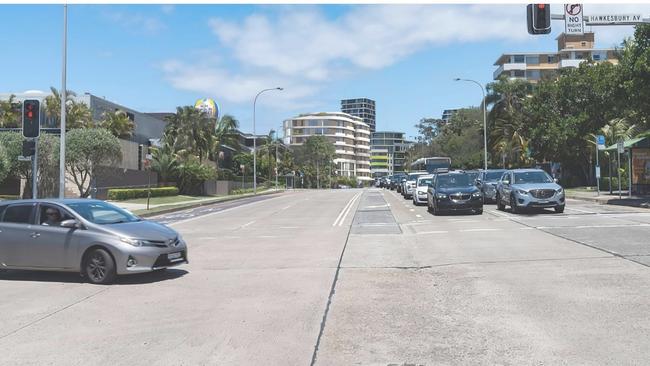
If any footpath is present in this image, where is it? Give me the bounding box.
[111,189,282,217]
[566,190,650,209]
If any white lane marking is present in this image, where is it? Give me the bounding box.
[280,226,299,229]
[538,223,650,230]
[409,209,415,212]
[459,228,502,232]
[519,227,535,230]
[416,214,422,218]
[333,192,361,227]
[281,205,292,210]
[565,207,597,214]
[417,230,449,235]
[257,235,280,238]
[447,220,479,223]
[338,193,361,227]
[240,220,255,228]
[167,194,290,227]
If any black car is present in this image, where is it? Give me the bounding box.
[392,174,406,191]
[426,171,483,215]
[476,169,507,203]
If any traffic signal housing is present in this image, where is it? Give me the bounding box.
[527,4,551,35]
[22,140,36,157]
[22,99,41,138]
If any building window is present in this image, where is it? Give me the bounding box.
[547,55,556,63]
[513,70,525,78]
[513,55,525,63]
[526,56,539,65]
[592,54,601,61]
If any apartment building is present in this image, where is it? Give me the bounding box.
[441,109,459,124]
[493,32,618,82]
[341,98,376,133]
[370,131,408,177]
[283,112,372,182]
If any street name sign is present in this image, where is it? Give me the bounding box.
[617,141,625,154]
[596,135,606,150]
[565,4,584,35]
[586,14,643,25]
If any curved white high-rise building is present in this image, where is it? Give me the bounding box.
[283,112,372,182]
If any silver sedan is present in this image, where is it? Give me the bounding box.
[0,199,188,284]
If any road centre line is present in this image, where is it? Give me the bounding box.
[537,223,650,230]
[416,230,449,235]
[565,206,598,214]
[333,192,361,227]
[338,193,361,227]
[459,228,502,232]
[240,220,256,229]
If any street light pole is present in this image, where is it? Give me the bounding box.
[253,87,283,194]
[59,4,67,198]
[455,78,488,171]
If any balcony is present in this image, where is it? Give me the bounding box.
[559,59,585,68]
[493,62,527,79]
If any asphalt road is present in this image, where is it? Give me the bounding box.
[1,188,649,365]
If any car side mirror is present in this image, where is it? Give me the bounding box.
[60,219,80,229]
[502,180,510,185]
[554,178,559,183]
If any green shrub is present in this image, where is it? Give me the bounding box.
[599,177,630,190]
[107,186,179,200]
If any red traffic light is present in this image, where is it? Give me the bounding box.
[538,4,545,9]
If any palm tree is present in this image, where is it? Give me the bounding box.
[100,109,135,138]
[211,114,241,167]
[150,144,179,186]
[164,106,214,162]
[486,77,531,167]
[44,87,92,129]
[0,94,20,128]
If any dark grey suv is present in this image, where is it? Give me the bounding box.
[0,199,188,284]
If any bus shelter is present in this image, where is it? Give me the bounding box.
[605,137,650,195]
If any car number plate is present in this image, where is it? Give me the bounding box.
[168,252,182,260]
[539,200,549,204]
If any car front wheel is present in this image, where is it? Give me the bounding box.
[510,193,521,214]
[83,248,117,285]
[554,205,565,213]
[496,193,505,211]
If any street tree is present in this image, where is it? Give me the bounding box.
[0,94,21,128]
[66,128,122,197]
[303,135,335,189]
[164,106,215,162]
[150,144,180,186]
[0,145,10,184]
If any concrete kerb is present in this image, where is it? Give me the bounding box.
[134,190,283,218]
[566,193,650,208]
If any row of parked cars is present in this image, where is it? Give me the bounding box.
[378,168,565,215]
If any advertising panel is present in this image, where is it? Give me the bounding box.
[632,148,650,193]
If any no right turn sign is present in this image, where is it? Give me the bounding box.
[565,4,584,35]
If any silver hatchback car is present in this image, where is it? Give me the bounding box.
[0,199,188,284]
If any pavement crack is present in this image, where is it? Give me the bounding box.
[0,287,110,341]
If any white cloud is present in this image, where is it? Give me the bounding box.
[161,5,175,15]
[162,4,650,109]
[104,11,165,35]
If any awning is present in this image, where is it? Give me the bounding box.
[604,136,650,151]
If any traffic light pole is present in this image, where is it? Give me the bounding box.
[32,138,38,199]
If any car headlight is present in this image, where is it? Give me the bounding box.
[516,189,528,195]
[121,237,144,247]
[556,187,564,194]
[436,193,448,199]
[472,192,482,198]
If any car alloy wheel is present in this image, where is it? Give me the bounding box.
[84,248,116,285]
[496,193,505,211]
[554,205,565,213]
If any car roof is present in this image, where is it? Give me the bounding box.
[416,174,434,179]
[508,168,546,173]
[0,198,104,206]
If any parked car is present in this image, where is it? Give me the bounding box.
[412,174,433,205]
[495,169,565,213]
[0,199,188,284]
[402,172,428,199]
[427,171,483,215]
[476,169,507,203]
[392,174,406,191]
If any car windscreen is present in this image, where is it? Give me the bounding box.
[408,174,423,181]
[513,171,553,184]
[66,201,141,225]
[436,174,474,188]
[485,171,505,181]
[418,178,432,186]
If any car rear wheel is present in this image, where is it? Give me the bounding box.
[83,248,116,285]
[554,205,565,213]
[496,193,505,211]
[475,208,483,215]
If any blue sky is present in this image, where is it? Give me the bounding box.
[0,4,646,138]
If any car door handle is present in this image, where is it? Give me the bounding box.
[30,232,41,238]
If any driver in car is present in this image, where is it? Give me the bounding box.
[42,208,62,226]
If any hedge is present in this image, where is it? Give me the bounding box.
[107,187,179,201]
